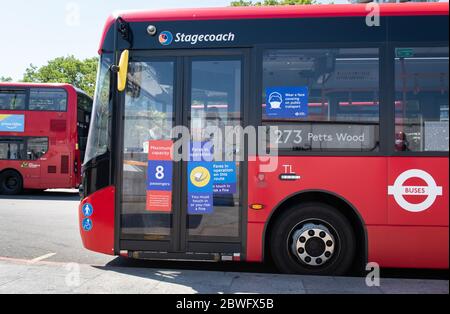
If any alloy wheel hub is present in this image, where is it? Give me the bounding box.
[291,223,336,267]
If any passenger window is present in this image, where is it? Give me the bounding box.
[0,138,25,160]
[29,88,67,111]
[0,89,26,110]
[26,137,48,160]
[394,47,449,152]
[262,48,380,152]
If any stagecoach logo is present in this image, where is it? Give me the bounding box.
[159,31,173,46]
[388,169,443,213]
[158,30,236,46]
[20,162,40,169]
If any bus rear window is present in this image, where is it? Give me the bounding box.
[0,89,26,110]
[29,88,67,111]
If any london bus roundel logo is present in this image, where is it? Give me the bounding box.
[159,31,173,46]
[388,169,443,213]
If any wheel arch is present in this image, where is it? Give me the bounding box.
[0,167,23,178]
[262,189,368,275]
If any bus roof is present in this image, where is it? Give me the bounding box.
[99,3,449,53]
[0,82,74,89]
[0,82,91,98]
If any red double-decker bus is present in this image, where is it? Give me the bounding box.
[80,3,448,275]
[0,83,92,194]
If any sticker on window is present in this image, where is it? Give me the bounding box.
[265,87,309,119]
[188,162,214,215]
[146,140,174,213]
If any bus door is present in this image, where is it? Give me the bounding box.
[120,50,248,258]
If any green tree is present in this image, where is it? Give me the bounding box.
[231,0,315,6]
[0,76,13,82]
[22,56,98,97]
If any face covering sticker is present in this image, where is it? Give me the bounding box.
[265,87,309,119]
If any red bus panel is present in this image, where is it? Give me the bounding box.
[79,186,115,255]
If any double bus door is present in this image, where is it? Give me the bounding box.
[120,50,249,258]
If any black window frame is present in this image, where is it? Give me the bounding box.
[388,42,449,157]
[0,136,49,161]
[255,42,387,157]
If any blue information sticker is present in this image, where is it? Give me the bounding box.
[188,193,213,215]
[82,218,93,232]
[188,162,214,214]
[82,203,94,217]
[213,162,237,194]
[266,87,309,118]
[190,141,214,162]
[147,160,173,191]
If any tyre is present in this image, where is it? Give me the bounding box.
[270,202,355,276]
[0,170,23,195]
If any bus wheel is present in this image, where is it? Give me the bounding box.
[270,202,355,276]
[0,170,23,195]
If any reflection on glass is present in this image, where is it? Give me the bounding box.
[121,61,175,239]
[84,55,112,164]
[262,48,380,152]
[394,47,449,152]
[29,89,68,111]
[0,90,26,110]
[188,60,242,238]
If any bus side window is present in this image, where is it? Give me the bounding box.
[26,138,48,160]
[262,48,380,152]
[0,89,26,110]
[29,89,68,111]
[0,139,25,160]
[394,46,449,152]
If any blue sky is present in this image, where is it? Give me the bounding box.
[0,0,417,80]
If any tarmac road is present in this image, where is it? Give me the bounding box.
[0,190,448,282]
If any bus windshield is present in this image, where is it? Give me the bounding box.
[84,55,112,164]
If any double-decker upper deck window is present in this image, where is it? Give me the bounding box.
[394,47,449,152]
[29,88,67,111]
[263,48,380,152]
[0,89,26,110]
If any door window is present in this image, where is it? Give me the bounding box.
[394,47,449,152]
[188,59,242,238]
[122,60,176,238]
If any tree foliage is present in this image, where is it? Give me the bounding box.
[22,56,98,97]
[231,0,315,6]
[0,76,13,82]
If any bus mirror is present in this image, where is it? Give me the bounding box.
[117,50,129,92]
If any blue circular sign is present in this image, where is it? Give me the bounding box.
[82,218,93,232]
[82,203,94,217]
